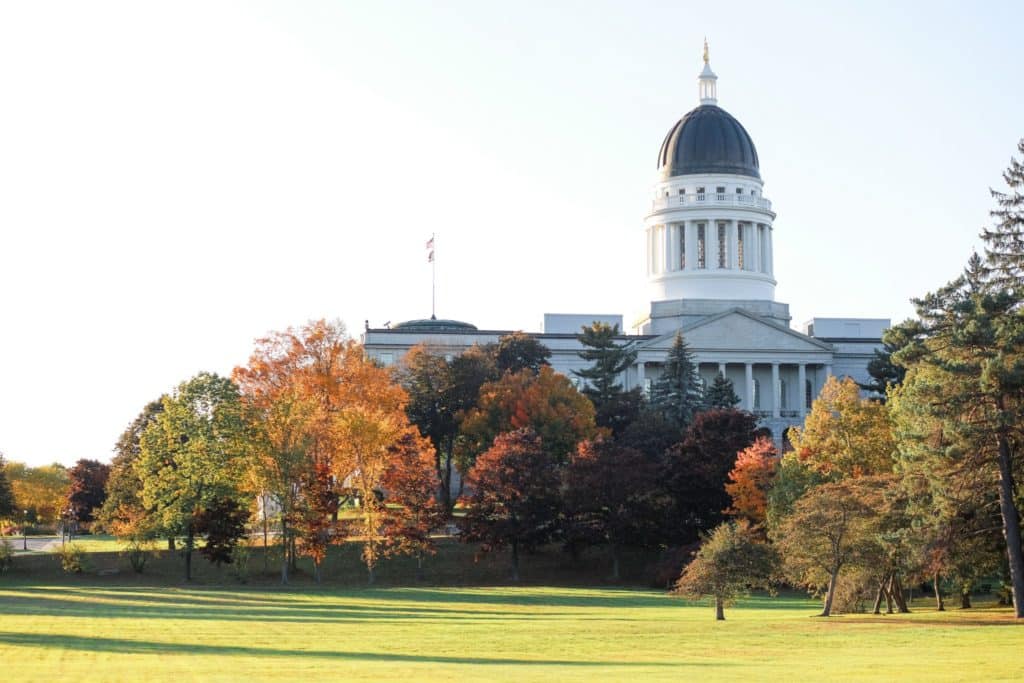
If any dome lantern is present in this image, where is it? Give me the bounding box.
[698,38,718,105]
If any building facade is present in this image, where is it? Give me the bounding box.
[363,46,889,444]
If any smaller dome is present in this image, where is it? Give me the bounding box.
[392,318,478,332]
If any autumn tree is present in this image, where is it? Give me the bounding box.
[137,372,246,581]
[65,459,110,526]
[674,521,778,620]
[458,366,599,472]
[772,477,886,617]
[789,375,895,479]
[662,409,758,544]
[461,429,562,581]
[381,433,446,580]
[564,438,660,580]
[5,462,69,527]
[650,332,705,428]
[705,373,741,409]
[725,437,778,529]
[194,497,249,567]
[573,322,642,436]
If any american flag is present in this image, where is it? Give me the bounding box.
[426,236,434,263]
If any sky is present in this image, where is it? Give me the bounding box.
[0,1,1021,467]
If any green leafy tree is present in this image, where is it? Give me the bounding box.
[573,322,641,437]
[487,331,551,375]
[673,520,778,620]
[137,372,246,581]
[650,332,705,427]
[5,462,69,527]
[705,373,741,409]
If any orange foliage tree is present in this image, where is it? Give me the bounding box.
[725,437,778,529]
[381,433,446,580]
[457,366,599,473]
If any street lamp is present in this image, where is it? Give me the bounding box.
[22,510,28,551]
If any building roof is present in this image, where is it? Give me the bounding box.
[657,104,761,180]
[390,317,479,332]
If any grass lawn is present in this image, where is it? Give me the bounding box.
[0,582,1021,682]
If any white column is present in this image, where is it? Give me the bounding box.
[825,363,833,378]
[718,362,726,377]
[684,222,696,270]
[668,223,679,271]
[771,362,781,418]
[709,222,720,270]
[745,363,754,410]
[730,221,740,270]
[798,363,807,417]
[637,361,646,395]
[767,226,774,276]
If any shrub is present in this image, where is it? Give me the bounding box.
[229,541,251,583]
[0,538,13,574]
[56,543,90,574]
[123,539,155,574]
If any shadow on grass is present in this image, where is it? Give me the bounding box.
[0,631,702,668]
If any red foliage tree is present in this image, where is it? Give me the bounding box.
[564,438,661,580]
[381,433,446,580]
[725,436,779,529]
[460,429,561,581]
[66,459,111,525]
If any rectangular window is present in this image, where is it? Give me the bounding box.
[737,224,745,270]
[716,186,726,200]
[697,224,706,269]
[736,187,743,194]
[718,223,727,268]
[696,186,705,200]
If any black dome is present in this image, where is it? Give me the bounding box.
[657,105,760,180]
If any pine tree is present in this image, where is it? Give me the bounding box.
[650,332,705,427]
[981,139,1024,291]
[705,373,741,409]
[857,320,918,401]
[0,454,15,520]
[572,322,641,436]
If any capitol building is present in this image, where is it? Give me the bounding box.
[363,46,889,444]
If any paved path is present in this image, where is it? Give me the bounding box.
[5,535,59,554]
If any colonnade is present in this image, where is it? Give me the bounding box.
[648,219,773,276]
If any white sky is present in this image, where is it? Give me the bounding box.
[1,1,1022,466]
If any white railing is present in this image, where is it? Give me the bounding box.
[651,193,772,212]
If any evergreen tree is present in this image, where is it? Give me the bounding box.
[981,139,1024,291]
[858,320,918,401]
[650,332,705,427]
[705,373,741,409]
[572,322,641,436]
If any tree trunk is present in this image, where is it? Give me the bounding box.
[416,552,425,583]
[961,590,972,609]
[610,544,621,582]
[890,573,910,613]
[995,431,1024,618]
[289,536,298,571]
[933,571,945,611]
[185,527,194,582]
[262,498,269,574]
[715,596,725,621]
[367,564,375,586]
[510,540,520,582]
[167,537,176,551]
[872,571,889,615]
[280,521,289,585]
[313,559,321,584]
[820,566,839,616]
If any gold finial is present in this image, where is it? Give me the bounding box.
[703,37,709,64]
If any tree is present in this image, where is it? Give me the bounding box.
[460,429,562,581]
[789,376,895,479]
[674,521,778,620]
[458,366,599,472]
[137,372,246,581]
[233,327,320,583]
[98,400,167,545]
[650,332,705,427]
[381,432,446,580]
[194,497,248,567]
[397,344,495,510]
[573,322,641,436]
[772,477,886,617]
[891,251,1024,617]
[5,462,69,527]
[488,331,551,375]
[980,139,1024,291]
[705,373,741,409]
[858,320,917,400]
[725,437,778,529]
[564,438,661,580]
[0,454,16,521]
[66,459,110,526]
[662,409,758,544]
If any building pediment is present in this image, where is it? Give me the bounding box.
[638,308,833,355]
